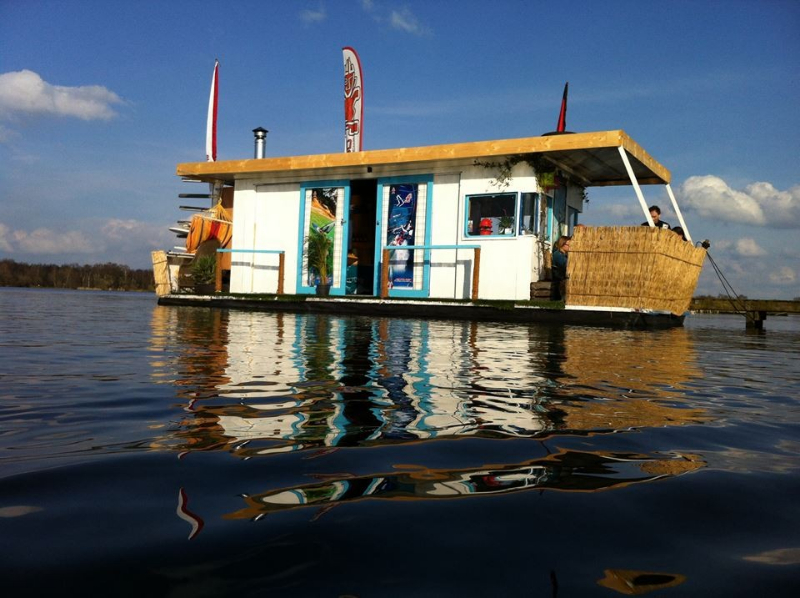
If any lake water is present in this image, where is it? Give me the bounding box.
[1,287,798,596]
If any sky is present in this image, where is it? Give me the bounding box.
[1,0,798,299]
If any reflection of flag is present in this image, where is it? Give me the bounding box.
[206,59,219,161]
[177,488,204,540]
[342,47,363,152]
[556,81,568,133]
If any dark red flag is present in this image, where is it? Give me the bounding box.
[556,82,568,133]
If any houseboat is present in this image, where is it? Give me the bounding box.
[152,129,706,328]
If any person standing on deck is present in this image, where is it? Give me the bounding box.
[552,235,571,300]
[642,205,671,229]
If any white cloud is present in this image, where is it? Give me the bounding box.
[0,123,15,143]
[359,2,431,36]
[734,238,766,257]
[702,237,766,258]
[0,223,13,252]
[390,7,431,36]
[299,3,326,23]
[102,218,150,239]
[680,175,800,228]
[0,218,170,261]
[0,70,123,121]
[769,266,796,285]
[12,227,95,254]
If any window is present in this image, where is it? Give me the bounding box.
[520,192,541,235]
[568,207,580,235]
[465,193,517,237]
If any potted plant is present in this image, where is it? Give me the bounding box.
[499,214,514,235]
[306,228,333,295]
[191,254,217,294]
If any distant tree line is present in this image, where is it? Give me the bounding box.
[0,259,154,292]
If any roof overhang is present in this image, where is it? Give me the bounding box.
[176,129,670,188]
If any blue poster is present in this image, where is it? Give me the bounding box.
[386,184,417,289]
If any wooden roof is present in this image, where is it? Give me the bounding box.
[176,129,670,187]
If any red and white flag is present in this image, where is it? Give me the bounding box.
[342,47,363,152]
[556,81,568,133]
[206,59,219,162]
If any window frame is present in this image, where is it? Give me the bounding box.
[464,191,519,238]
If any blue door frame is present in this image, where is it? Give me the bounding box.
[374,175,433,298]
[296,181,351,296]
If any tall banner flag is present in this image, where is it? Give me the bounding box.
[206,59,219,162]
[556,81,568,133]
[342,47,363,152]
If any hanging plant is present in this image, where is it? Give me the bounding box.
[474,153,556,191]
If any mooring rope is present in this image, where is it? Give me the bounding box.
[701,244,749,315]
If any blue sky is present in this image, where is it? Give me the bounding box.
[1,0,798,299]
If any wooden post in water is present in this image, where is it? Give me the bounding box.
[745,310,766,330]
[472,247,481,301]
[381,249,390,299]
[215,251,222,293]
[277,252,285,295]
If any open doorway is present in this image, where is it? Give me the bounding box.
[347,179,378,295]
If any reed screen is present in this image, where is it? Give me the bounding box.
[566,227,706,315]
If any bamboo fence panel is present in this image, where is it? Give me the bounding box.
[151,250,171,297]
[566,226,706,315]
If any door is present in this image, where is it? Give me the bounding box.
[375,175,433,298]
[297,182,350,295]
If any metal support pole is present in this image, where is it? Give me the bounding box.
[665,184,693,243]
[618,146,653,226]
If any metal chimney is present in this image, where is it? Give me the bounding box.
[253,127,268,159]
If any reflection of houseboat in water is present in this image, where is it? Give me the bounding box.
[154,129,706,328]
[156,314,708,460]
[224,450,704,521]
[151,309,711,522]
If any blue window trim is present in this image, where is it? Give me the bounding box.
[296,180,350,296]
[464,191,519,239]
[376,174,434,298]
[518,192,541,236]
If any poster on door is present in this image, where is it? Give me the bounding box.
[306,187,338,286]
[386,184,417,289]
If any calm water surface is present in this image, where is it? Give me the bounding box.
[1,288,798,596]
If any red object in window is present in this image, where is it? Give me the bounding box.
[479,218,493,235]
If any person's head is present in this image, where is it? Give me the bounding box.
[648,205,662,223]
[672,226,686,241]
[555,235,571,253]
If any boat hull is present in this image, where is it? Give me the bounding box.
[157,294,685,329]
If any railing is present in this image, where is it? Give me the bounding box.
[380,244,481,300]
[217,249,285,294]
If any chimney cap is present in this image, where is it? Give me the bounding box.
[253,127,268,136]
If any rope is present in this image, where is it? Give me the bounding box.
[704,250,749,315]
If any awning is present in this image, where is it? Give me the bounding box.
[176,129,670,188]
